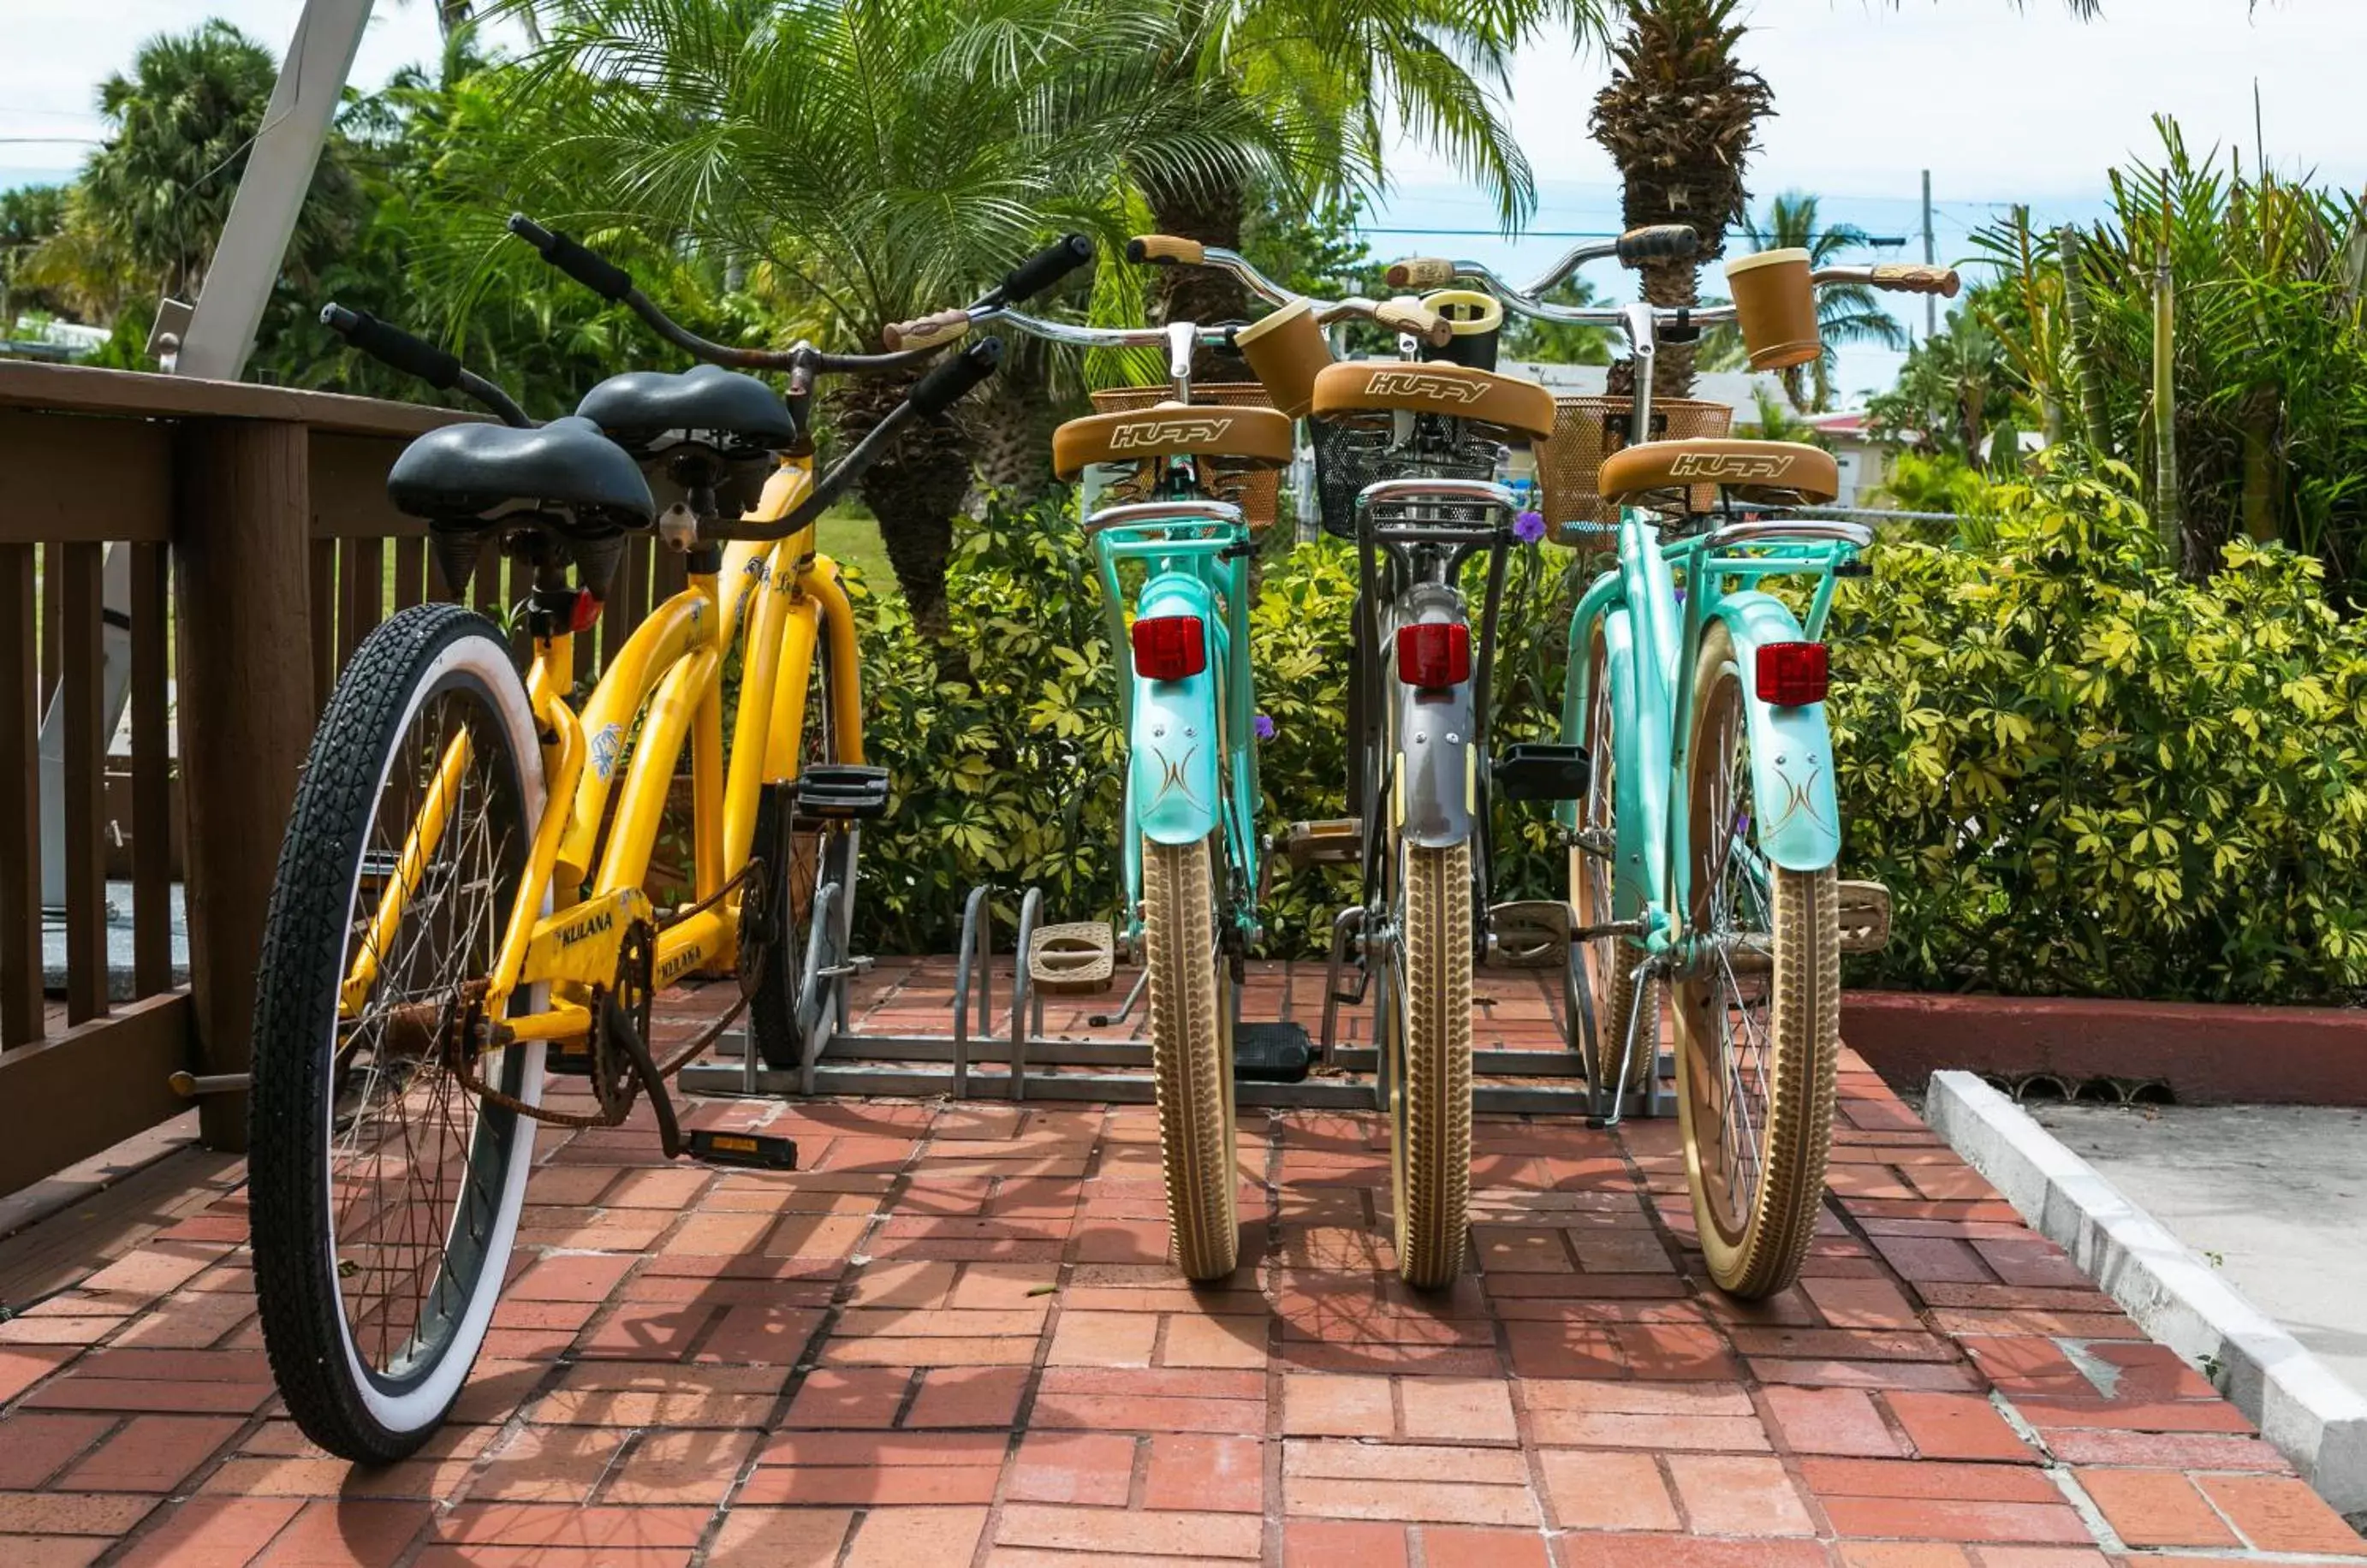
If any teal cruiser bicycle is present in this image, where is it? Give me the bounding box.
[883,262,1443,1279]
[1387,238,1960,1293]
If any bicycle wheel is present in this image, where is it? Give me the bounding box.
[1142,834,1238,1280]
[249,603,545,1462]
[1672,621,1841,1298]
[748,633,858,1073]
[1569,625,1655,1104]
[1387,839,1472,1290]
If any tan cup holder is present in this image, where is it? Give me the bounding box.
[1725,248,1820,371]
[1234,297,1333,419]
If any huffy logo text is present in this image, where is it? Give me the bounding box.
[1364,370,1488,405]
[1668,452,1799,481]
[1109,417,1234,450]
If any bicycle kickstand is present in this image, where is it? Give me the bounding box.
[1591,957,1658,1131]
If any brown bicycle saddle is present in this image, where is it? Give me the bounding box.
[1309,360,1557,442]
[1596,437,1840,510]
[1051,401,1294,479]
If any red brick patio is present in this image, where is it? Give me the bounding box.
[2,965,2361,1566]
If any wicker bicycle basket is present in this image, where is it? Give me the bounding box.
[1086,383,1282,529]
[1533,395,1734,538]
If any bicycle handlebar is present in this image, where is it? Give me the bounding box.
[508,213,960,377]
[321,303,533,428]
[1123,235,1453,346]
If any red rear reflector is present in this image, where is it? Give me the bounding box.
[568,589,604,633]
[1396,622,1471,688]
[1131,615,1206,680]
[1755,641,1829,706]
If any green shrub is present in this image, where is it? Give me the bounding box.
[848,469,2367,1007]
[850,491,1575,954]
[1828,460,2367,1004]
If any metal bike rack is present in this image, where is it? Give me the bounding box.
[677,880,1673,1117]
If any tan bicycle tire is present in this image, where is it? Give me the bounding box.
[1673,623,1841,1299]
[1391,840,1472,1290]
[1141,834,1239,1281]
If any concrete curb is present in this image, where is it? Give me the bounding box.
[1926,1068,2367,1514]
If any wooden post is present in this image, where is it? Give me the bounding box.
[0,543,39,1048]
[173,420,312,1150]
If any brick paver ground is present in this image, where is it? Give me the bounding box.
[2,963,2361,1566]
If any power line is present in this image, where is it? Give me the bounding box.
[1359,226,1908,246]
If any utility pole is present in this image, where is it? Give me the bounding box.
[1920,169,1937,341]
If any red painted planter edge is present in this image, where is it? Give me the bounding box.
[1841,989,2367,1107]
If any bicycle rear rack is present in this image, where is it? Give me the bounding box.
[675,881,1671,1117]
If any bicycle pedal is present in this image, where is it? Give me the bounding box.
[1029,921,1115,995]
[1486,900,1573,969]
[1837,880,1893,953]
[1234,1022,1312,1084]
[687,1129,799,1171]
[1495,742,1591,802]
[1282,818,1363,870]
[794,763,891,823]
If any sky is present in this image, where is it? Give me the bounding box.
[6,0,2364,402]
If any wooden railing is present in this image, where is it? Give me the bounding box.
[0,359,686,1195]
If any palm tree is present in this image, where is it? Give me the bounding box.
[1587,0,1770,401]
[1743,192,1906,412]
[1142,0,1607,339]
[491,0,1298,633]
[1591,0,2098,401]
[22,21,364,330]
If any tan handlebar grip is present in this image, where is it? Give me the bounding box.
[1869,264,1962,298]
[1373,297,1454,347]
[883,309,972,351]
[1384,257,1456,290]
[1125,235,1205,267]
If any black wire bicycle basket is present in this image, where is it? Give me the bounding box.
[1310,416,1504,540]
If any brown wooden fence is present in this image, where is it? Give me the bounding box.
[0,359,687,1197]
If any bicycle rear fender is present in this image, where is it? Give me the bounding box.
[1130,573,1224,847]
[1395,675,1475,849]
[1706,590,1842,874]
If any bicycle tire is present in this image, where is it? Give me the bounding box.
[1570,625,1655,1105]
[249,603,544,1462]
[1671,621,1841,1298]
[1142,834,1238,1280]
[1390,840,1473,1290]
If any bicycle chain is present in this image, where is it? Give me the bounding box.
[446,860,764,1131]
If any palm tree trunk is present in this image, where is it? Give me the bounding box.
[1145,173,1248,381]
[2059,226,2113,455]
[837,375,973,638]
[2150,242,2185,568]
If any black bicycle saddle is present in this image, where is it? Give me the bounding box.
[576,364,796,460]
[388,415,657,528]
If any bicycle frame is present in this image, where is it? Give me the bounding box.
[1092,501,1261,954]
[1557,516,1856,970]
[336,452,866,1043]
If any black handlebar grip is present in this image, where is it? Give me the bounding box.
[1000,234,1094,304]
[507,213,633,301]
[321,303,461,390]
[1615,225,1701,266]
[907,336,1005,418]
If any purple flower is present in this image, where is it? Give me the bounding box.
[1253,713,1276,742]
[1514,510,1547,544]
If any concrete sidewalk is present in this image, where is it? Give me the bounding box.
[2029,1102,2367,1399]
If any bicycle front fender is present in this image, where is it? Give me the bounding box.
[1130,575,1223,848]
[1707,591,1842,874]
